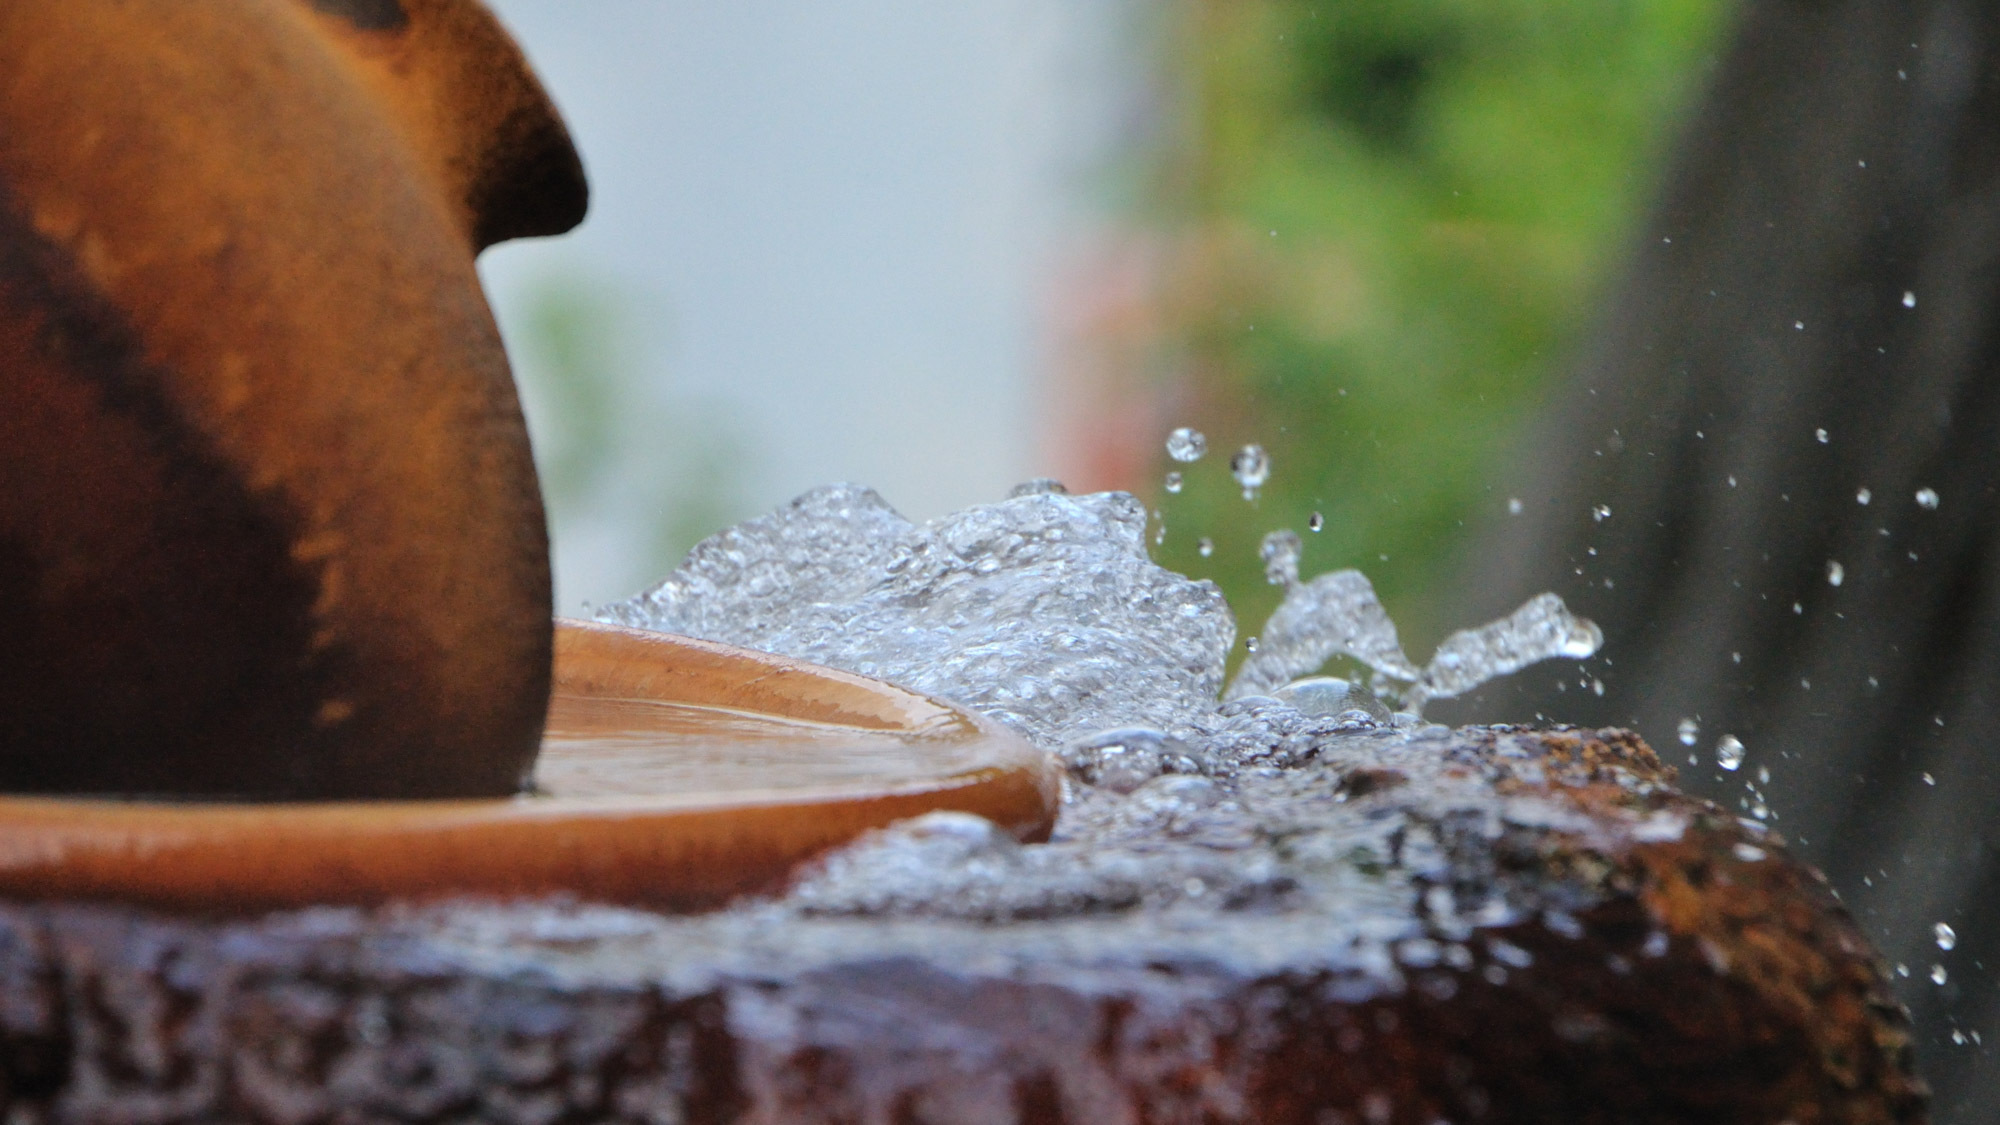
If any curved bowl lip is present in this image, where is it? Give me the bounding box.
[0,619,1059,912]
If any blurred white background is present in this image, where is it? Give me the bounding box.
[477,0,1146,612]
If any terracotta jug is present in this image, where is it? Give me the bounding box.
[0,0,586,797]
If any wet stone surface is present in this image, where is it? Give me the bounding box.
[0,720,1926,1124]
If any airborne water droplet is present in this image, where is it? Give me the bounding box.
[1903,291,1918,308]
[1932,963,1948,986]
[1164,471,1183,494]
[1916,487,1940,510]
[1592,504,1612,522]
[1716,734,1746,771]
[1260,530,1302,587]
[1308,511,1324,532]
[1857,487,1872,505]
[1166,427,1207,463]
[1245,636,1259,653]
[1937,922,1958,951]
[1827,560,1845,586]
[1508,497,1523,515]
[1678,718,1699,746]
[1816,428,1830,443]
[1197,537,1214,558]
[1231,445,1271,499]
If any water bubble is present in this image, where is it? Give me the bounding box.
[1508,497,1523,515]
[1903,291,1918,308]
[1716,734,1746,771]
[1059,728,1173,793]
[1260,530,1302,586]
[1591,504,1612,522]
[1816,428,1830,443]
[1231,444,1270,499]
[1308,511,1324,532]
[1857,487,1872,505]
[1272,675,1390,720]
[1916,487,1940,510]
[1165,427,1207,463]
[1827,560,1845,587]
[1008,478,1068,498]
[1197,537,1214,558]
[1932,963,1949,986]
[1677,718,1699,746]
[1163,471,1183,494]
[1936,922,1958,951]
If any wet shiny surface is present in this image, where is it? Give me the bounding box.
[535,696,988,799]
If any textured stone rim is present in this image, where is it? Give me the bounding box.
[0,619,1059,912]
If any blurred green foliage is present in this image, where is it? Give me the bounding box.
[1145,0,1730,656]
[510,274,745,605]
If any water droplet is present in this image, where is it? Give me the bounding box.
[1792,602,1803,615]
[1794,320,1805,330]
[1857,487,1872,505]
[1903,290,1917,308]
[1197,536,1214,558]
[1816,428,1830,443]
[1245,635,1259,653]
[1937,922,1958,951]
[1260,530,1302,586]
[1916,487,1940,510]
[1230,445,1270,499]
[1727,475,1737,488]
[1591,678,1605,696]
[1932,963,1949,985]
[1592,504,1612,522]
[1734,843,1767,863]
[1756,764,1771,784]
[1163,471,1183,494]
[1678,718,1699,746]
[1923,772,1936,786]
[1508,497,1523,515]
[1308,511,1324,532]
[1827,560,1845,586]
[1165,427,1207,463]
[1716,734,1746,771]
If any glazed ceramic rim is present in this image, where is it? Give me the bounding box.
[0,619,1058,912]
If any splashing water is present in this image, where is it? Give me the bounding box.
[600,484,1233,749]
[1231,445,1270,499]
[1224,563,1598,713]
[1166,427,1208,463]
[606,486,1598,747]
[1260,529,1302,586]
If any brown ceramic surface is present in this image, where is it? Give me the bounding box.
[0,0,584,798]
[0,620,1060,911]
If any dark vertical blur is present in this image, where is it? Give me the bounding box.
[1443,1,2000,1117]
